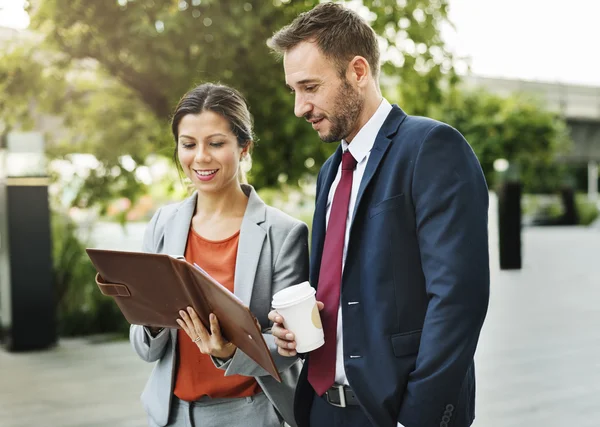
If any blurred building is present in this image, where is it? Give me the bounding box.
[464,75,600,201]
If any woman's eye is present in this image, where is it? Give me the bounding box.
[210,142,225,147]
[181,143,195,149]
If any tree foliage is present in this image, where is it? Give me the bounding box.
[432,89,572,192]
[1,0,458,209]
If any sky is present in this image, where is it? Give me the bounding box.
[0,0,29,30]
[0,0,598,86]
[442,0,600,86]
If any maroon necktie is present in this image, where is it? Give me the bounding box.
[308,150,357,396]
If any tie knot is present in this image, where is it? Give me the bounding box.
[341,151,357,171]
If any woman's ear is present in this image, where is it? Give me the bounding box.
[240,142,251,159]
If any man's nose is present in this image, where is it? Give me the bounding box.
[294,93,312,118]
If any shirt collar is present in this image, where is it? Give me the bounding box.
[341,98,392,164]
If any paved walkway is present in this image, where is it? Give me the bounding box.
[0,338,152,427]
[2,207,600,426]
[474,226,600,427]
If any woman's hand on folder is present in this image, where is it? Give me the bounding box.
[177,307,237,360]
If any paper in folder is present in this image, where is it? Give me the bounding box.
[85,248,281,382]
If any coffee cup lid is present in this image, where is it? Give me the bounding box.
[272,281,315,307]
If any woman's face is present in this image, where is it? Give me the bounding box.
[177,111,247,194]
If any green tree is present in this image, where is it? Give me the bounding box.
[432,89,572,192]
[1,0,458,210]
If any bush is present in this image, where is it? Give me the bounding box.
[433,89,572,193]
[522,193,599,226]
[52,211,129,337]
[576,195,599,225]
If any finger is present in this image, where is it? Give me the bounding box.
[272,324,295,341]
[274,336,296,350]
[209,313,223,340]
[178,310,194,333]
[268,310,284,324]
[277,347,297,357]
[271,323,290,340]
[176,318,191,338]
[187,306,209,341]
[316,301,324,311]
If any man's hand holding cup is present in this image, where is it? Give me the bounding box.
[269,282,325,357]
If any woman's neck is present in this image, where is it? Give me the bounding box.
[194,182,248,220]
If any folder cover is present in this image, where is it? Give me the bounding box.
[85,248,281,382]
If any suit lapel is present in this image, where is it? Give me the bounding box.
[350,106,407,226]
[311,147,343,287]
[315,146,343,218]
[164,193,196,256]
[234,185,266,306]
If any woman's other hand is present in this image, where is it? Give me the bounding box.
[177,307,237,359]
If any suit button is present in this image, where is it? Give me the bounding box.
[443,410,452,417]
[442,415,451,423]
[446,404,454,412]
[440,422,448,427]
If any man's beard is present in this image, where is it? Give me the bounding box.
[308,79,364,143]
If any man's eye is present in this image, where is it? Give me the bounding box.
[305,86,316,92]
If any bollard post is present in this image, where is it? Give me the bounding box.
[497,180,522,270]
[0,132,56,351]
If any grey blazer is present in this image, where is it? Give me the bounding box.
[130,185,308,427]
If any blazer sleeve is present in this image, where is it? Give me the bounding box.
[129,207,172,363]
[398,124,490,426]
[212,221,309,377]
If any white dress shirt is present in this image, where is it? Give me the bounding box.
[324,98,392,386]
[324,98,404,426]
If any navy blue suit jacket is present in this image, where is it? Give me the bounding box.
[294,106,490,427]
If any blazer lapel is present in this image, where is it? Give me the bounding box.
[164,193,196,256]
[315,146,343,218]
[351,106,407,224]
[311,147,343,287]
[163,194,196,344]
[234,185,266,306]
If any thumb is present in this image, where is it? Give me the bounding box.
[209,313,223,339]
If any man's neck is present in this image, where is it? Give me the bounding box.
[345,88,383,144]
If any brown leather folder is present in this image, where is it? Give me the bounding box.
[85,248,281,382]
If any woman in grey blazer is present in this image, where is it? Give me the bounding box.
[130,83,308,427]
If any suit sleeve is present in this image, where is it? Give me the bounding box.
[129,207,172,363]
[212,222,310,377]
[398,124,490,426]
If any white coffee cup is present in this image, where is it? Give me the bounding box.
[272,281,324,353]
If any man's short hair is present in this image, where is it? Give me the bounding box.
[268,3,381,80]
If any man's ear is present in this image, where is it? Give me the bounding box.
[348,55,371,87]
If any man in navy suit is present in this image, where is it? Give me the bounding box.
[267,4,490,427]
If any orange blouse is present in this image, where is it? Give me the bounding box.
[173,227,261,401]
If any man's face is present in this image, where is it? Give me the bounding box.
[284,41,363,142]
